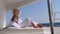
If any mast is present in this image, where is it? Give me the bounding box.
[47,0,54,34]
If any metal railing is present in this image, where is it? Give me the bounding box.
[54,12,60,22]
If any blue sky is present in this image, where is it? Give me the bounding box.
[52,0,60,22]
[6,0,60,25]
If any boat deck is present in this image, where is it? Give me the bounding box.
[0,27,60,34]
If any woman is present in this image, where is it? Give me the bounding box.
[4,9,42,29]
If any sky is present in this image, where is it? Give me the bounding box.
[52,0,60,22]
[6,0,60,26]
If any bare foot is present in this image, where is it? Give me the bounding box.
[31,21,42,28]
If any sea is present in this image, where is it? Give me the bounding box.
[41,22,60,27]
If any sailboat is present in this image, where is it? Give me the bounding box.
[0,0,60,34]
[0,0,44,34]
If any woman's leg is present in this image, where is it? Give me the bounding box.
[21,17,32,28]
[21,17,42,28]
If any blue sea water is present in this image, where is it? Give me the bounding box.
[40,22,60,27]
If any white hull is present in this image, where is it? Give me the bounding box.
[0,28,44,34]
[0,27,60,34]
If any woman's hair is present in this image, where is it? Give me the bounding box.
[13,9,18,14]
[11,8,19,22]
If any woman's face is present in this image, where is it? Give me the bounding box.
[14,10,20,16]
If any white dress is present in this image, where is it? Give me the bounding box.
[9,17,38,29]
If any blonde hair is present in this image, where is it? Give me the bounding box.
[11,8,19,22]
[13,8,18,13]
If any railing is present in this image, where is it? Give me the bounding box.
[54,12,60,22]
